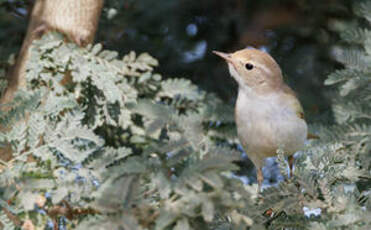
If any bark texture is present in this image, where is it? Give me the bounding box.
[1,0,104,105]
[0,0,104,161]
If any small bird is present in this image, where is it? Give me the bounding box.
[214,48,308,190]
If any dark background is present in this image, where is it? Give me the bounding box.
[0,0,353,183]
[95,0,351,124]
[0,0,353,123]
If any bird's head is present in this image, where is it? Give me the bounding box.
[213,48,283,94]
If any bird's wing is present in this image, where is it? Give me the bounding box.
[281,84,320,139]
[281,84,304,120]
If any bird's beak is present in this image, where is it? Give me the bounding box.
[213,51,233,63]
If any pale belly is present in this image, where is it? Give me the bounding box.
[235,94,307,167]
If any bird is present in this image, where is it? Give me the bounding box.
[213,48,308,191]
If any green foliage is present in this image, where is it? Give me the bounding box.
[250,1,371,229]
[0,1,370,229]
[0,32,256,229]
[0,211,15,230]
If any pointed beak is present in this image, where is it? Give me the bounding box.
[213,51,233,63]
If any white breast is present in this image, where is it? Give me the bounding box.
[235,89,307,167]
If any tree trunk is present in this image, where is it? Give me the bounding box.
[1,0,104,105]
[0,0,104,161]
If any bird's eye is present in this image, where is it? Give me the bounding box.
[245,63,254,70]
